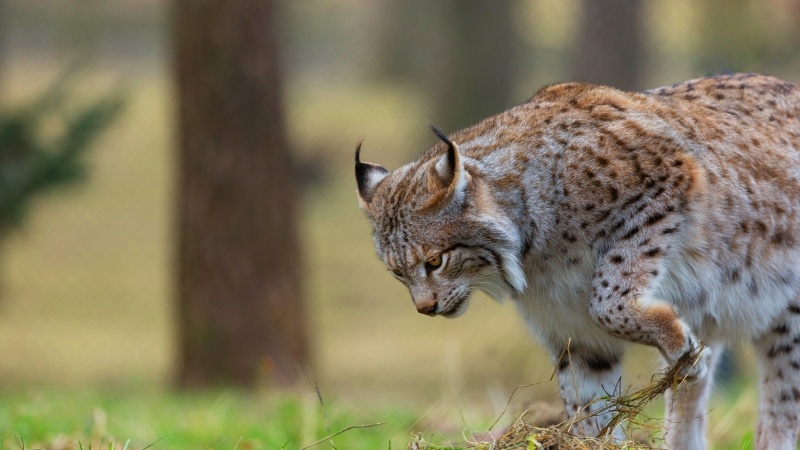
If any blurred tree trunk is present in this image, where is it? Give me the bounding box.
[0,0,5,91]
[693,0,771,74]
[432,1,517,132]
[571,0,645,91]
[173,0,310,387]
[375,0,518,133]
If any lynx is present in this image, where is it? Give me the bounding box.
[355,73,800,449]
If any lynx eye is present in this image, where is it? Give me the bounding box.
[390,268,404,278]
[425,254,443,272]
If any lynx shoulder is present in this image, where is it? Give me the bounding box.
[356,73,800,449]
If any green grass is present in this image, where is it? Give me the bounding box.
[0,388,420,450]
[0,383,764,449]
[0,386,612,450]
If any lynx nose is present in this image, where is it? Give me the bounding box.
[416,300,438,316]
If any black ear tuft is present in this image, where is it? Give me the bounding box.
[355,139,364,164]
[355,141,389,205]
[429,123,453,147]
[429,123,457,180]
[355,140,369,195]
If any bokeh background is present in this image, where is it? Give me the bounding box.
[1,0,800,447]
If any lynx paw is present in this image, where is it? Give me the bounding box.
[675,345,710,383]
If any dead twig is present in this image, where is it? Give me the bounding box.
[298,422,386,450]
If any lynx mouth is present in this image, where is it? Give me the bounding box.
[441,294,470,318]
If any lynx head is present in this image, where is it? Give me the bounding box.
[355,126,526,318]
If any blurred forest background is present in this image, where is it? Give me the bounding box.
[1,0,800,447]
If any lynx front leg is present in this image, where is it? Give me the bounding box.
[589,239,707,380]
[549,340,626,439]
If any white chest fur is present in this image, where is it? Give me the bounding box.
[515,248,626,356]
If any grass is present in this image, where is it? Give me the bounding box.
[406,374,761,450]
[0,379,764,450]
[0,387,418,449]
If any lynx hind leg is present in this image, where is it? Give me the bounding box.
[551,341,626,439]
[752,303,800,449]
[663,343,722,450]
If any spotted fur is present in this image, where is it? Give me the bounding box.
[356,73,800,449]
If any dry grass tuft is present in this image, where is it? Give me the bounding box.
[409,413,647,450]
[408,347,706,450]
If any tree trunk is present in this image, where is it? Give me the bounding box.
[173,0,309,387]
[0,0,5,92]
[430,0,518,133]
[571,0,645,91]
[374,0,518,134]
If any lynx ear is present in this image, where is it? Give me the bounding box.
[425,125,469,209]
[355,141,389,207]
